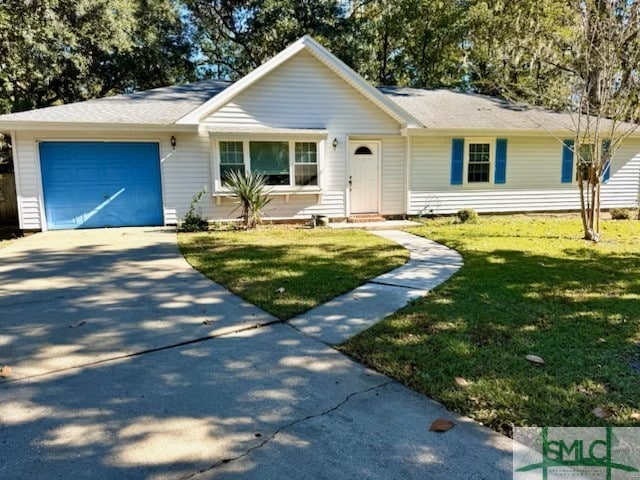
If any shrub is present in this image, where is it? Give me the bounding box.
[457,208,479,223]
[610,208,631,220]
[180,188,209,232]
[224,170,272,229]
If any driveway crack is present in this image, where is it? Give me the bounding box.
[177,380,394,480]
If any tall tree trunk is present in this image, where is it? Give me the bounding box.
[579,178,589,236]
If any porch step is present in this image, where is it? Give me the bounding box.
[347,214,386,223]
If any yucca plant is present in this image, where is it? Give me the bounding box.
[224,170,272,229]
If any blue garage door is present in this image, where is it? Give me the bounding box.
[40,142,163,230]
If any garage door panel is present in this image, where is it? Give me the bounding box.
[40,142,163,230]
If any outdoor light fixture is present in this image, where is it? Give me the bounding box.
[170,135,177,150]
[332,138,339,150]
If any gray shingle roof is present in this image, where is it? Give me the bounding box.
[0,79,597,132]
[0,79,230,125]
[379,87,578,131]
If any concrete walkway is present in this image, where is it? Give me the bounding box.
[0,228,512,480]
[289,230,463,344]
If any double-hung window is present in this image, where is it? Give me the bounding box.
[294,142,318,186]
[467,142,491,183]
[219,141,245,184]
[217,140,320,188]
[576,143,595,181]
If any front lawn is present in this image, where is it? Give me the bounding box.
[179,227,409,320]
[341,216,640,435]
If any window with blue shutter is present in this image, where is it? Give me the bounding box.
[561,139,574,183]
[602,139,611,183]
[494,139,507,184]
[450,138,464,185]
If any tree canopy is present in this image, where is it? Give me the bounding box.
[1,0,638,120]
[0,0,194,114]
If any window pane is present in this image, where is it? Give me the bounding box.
[220,141,244,164]
[579,144,594,164]
[295,164,318,186]
[355,146,372,155]
[295,142,317,163]
[468,163,490,182]
[250,141,290,185]
[469,143,490,163]
[220,165,244,185]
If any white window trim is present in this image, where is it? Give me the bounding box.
[464,137,495,186]
[212,138,324,194]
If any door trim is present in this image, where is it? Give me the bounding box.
[347,140,381,216]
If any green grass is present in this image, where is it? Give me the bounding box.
[179,227,409,320]
[341,216,640,436]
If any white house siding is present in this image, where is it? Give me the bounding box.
[12,130,215,229]
[204,50,402,218]
[409,135,640,215]
[161,131,218,224]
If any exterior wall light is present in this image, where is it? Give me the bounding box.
[332,138,339,150]
[170,136,177,150]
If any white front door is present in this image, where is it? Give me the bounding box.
[349,142,379,214]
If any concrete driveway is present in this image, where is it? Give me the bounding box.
[0,228,512,479]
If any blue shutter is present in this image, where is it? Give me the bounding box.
[602,140,611,183]
[494,139,507,184]
[561,139,574,183]
[450,138,464,185]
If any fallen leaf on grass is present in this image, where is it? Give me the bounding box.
[525,354,545,365]
[455,377,470,387]
[592,407,614,419]
[0,366,12,378]
[429,419,455,432]
[69,321,86,328]
[275,287,285,294]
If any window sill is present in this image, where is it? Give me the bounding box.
[213,186,322,196]
[213,186,322,205]
[457,181,497,188]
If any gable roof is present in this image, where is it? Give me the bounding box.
[0,38,628,135]
[0,80,229,127]
[176,36,423,128]
[379,87,579,132]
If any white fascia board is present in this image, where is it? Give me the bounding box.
[405,126,640,138]
[405,127,581,138]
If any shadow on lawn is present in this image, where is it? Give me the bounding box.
[180,235,408,320]
[342,245,640,436]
